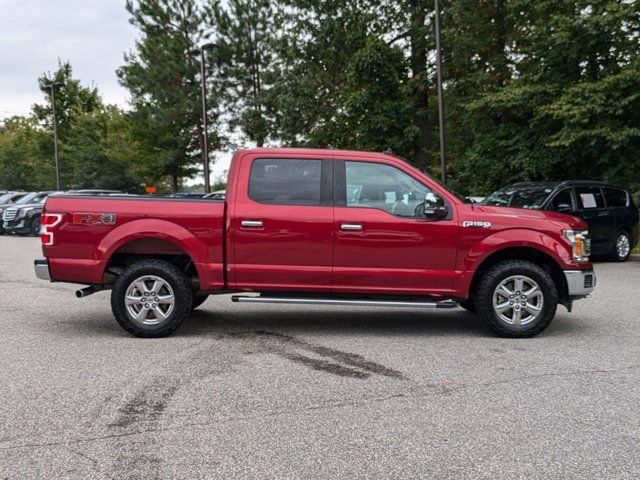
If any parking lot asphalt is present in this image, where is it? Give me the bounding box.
[0,236,639,479]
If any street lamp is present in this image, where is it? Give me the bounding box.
[189,43,218,194]
[434,0,446,184]
[44,82,65,190]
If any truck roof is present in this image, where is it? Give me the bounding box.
[235,147,398,160]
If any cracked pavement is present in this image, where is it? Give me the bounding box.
[0,236,639,479]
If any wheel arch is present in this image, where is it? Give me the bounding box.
[98,219,208,289]
[468,246,568,306]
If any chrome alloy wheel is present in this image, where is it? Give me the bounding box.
[125,275,175,325]
[492,275,543,326]
[616,234,631,259]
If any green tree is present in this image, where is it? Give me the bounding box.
[211,0,279,147]
[118,0,218,191]
[0,116,52,190]
[344,39,415,156]
[450,0,640,195]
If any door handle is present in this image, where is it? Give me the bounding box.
[241,220,263,228]
[341,224,363,231]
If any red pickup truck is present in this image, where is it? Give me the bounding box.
[34,148,595,338]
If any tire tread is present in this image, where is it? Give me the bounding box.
[475,260,558,338]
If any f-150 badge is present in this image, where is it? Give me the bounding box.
[463,220,492,228]
[73,213,117,225]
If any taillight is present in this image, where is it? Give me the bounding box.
[40,213,63,246]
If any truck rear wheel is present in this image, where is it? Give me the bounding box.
[111,259,193,338]
[475,260,558,338]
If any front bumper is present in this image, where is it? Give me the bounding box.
[34,258,51,281]
[3,220,29,234]
[564,269,596,297]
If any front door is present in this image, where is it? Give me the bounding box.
[230,154,334,292]
[332,159,458,296]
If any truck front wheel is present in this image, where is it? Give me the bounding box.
[475,260,558,338]
[111,259,193,338]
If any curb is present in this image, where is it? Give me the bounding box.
[630,254,640,263]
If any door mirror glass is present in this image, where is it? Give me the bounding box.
[423,192,448,219]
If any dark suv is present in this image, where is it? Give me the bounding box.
[2,190,122,236]
[2,191,58,236]
[482,181,639,261]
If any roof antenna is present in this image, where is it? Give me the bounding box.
[383,148,394,154]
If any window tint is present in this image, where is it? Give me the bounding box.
[550,189,575,212]
[604,188,628,208]
[249,158,322,206]
[345,161,432,217]
[576,187,606,209]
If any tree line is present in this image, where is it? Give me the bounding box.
[1,0,639,197]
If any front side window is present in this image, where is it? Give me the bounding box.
[576,186,606,209]
[345,161,434,217]
[549,189,576,212]
[249,158,322,206]
[604,188,628,208]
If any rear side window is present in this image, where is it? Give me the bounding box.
[604,188,628,208]
[576,187,606,209]
[249,158,322,206]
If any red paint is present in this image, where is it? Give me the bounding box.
[41,148,591,298]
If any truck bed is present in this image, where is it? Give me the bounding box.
[43,195,226,289]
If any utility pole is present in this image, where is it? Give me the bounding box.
[45,82,65,190]
[189,43,218,194]
[434,0,447,184]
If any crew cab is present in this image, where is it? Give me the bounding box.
[34,148,596,338]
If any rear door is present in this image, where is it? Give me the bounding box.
[331,158,458,296]
[574,186,613,254]
[229,153,334,292]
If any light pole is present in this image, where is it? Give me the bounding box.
[189,43,218,194]
[45,82,65,190]
[434,0,446,184]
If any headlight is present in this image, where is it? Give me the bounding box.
[18,207,35,218]
[563,230,590,262]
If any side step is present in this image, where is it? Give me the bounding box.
[231,295,458,309]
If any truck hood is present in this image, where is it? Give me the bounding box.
[470,204,587,230]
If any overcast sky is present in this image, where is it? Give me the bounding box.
[0,0,230,180]
[0,0,136,117]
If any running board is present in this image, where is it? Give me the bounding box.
[231,295,458,309]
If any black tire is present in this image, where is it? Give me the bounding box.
[475,260,558,338]
[612,231,631,262]
[111,259,193,338]
[459,299,476,314]
[191,294,209,311]
[30,218,41,237]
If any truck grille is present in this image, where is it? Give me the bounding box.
[2,208,17,222]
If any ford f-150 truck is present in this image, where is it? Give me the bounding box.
[34,148,596,338]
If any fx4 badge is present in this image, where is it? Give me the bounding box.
[73,213,117,225]
[463,220,492,228]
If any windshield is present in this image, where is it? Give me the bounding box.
[482,186,554,209]
[15,193,38,205]
[0,193,14,204]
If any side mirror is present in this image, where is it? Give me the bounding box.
[431,206,449,219]
[423,193,448,219]
[556,203,573,213]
